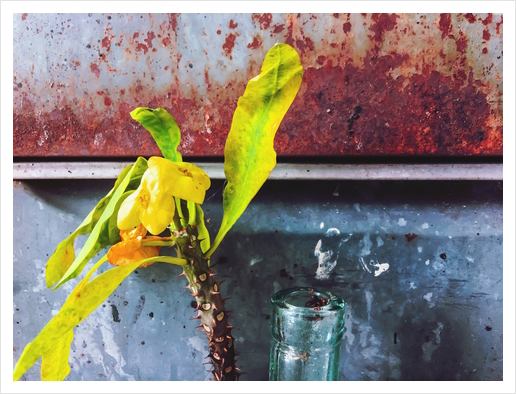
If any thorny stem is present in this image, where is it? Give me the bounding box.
[174,225,242,381]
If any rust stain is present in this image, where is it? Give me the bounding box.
[21,13,28,21]
[90,63,100,78]
[463,13,476,23]
[144,31,155,48]
[316,56,326,65]
[496,15,503,35]
[247,35,262,50]
[252,13,273,30]
[13,13,503,158]
[482,13,493,25]
[272,24,285,34]
[296,37,315,53]
[136,43,149,55]
[169,13,179,33]
[274,50,500,156]
[222,33,237,59]
[369,13,399,42]
[455,30,468,53]
[438,13,453,39]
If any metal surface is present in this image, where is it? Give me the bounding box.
[13,162,503,181]
[13,13,503,158]
[13,179,503,380]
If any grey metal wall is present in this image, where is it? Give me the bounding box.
[13,179,503,380]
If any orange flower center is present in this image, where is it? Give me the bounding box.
[138,192,150,209]
[181,168,193,178]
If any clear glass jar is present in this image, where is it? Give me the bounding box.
[269,287,346,381]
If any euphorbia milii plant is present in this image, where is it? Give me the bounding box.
[13,43,303,381]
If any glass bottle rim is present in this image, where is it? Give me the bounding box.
[271,286,345,313]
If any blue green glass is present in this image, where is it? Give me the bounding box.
[269,287,346,381]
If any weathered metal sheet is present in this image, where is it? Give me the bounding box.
[13,13,503,158]
[13,179,503,380]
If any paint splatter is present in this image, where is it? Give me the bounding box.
[359,257,371,273]
[398,218,407,226]
[249,257,263,266]
[425,260,430,265]
[417,246,423,253]
[422,223,429,229]
[359,233,372,256]
[314,239,337,280]
[373,262,389,277]
[319,222,325,229]
[423,292,433,302]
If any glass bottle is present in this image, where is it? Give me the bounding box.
[269,287,346,381]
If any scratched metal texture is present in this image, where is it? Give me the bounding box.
[13,179,503,380]
[13,13,503,158]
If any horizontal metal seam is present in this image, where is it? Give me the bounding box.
[13,163,503,181]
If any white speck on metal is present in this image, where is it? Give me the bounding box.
[373,262,390,277]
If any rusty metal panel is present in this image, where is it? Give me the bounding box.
[13,13,503,158]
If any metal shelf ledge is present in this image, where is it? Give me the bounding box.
[13,162,503,181]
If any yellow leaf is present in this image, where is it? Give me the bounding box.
[13,256,139,381]
[41,330,74,381]
[207,44,303,257]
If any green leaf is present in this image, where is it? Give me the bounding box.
[13,253,187,381]
[45,164,134,288]
[52,157,148,289]
[207,44,303,257]
[195,203,210,254]
[175,197,187,228]
[41,330,74,381]
[130,107,183,163]
[187,200,196,226]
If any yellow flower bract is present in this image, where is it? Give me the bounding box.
[117,157,210,234]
